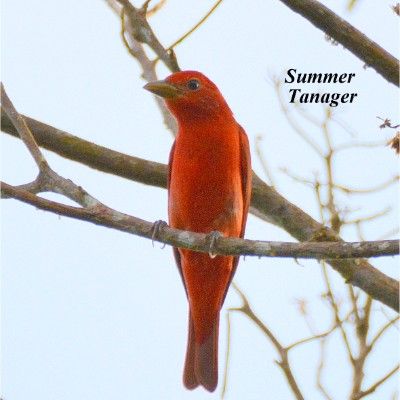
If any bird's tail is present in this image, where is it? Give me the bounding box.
[183,312,219,392]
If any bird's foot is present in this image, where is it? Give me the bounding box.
[206,230,223,259]
[151,220,168,248]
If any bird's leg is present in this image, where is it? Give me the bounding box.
[151,220,168,248]
[206,230,223,259]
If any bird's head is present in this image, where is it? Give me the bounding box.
[144,71,232,123]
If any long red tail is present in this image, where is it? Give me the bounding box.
[183,312,219,392]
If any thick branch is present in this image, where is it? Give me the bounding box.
[278,0,399,86]
[2,111,399,311]
[1,109,167,188]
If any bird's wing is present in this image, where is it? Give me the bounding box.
[167,140,175,192]
[222,124,252,303]
[168,140,188,296]
[237,124,252,239]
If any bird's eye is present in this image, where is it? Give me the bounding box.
[187,79,201,91]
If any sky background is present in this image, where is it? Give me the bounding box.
[1,1,399,399]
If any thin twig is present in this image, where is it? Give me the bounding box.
[342,207,392,226]
[321,261,354,363]
[274,77,324,157]
[286,324,337,351]
[350,296,373,397]
[231,283,305,400]
[353,364,400,399]
[164,0,223,52]
[316,338,333,400]
[333,140,386,152]
[368,315,400,349]
[221,310,232,398]
[1,83,50,171]
[333,176,399,195]
[255,135,276,187]
[146,0,167,17]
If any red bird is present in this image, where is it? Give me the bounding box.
[144,71,252,392]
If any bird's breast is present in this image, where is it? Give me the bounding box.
[168,126,243,237]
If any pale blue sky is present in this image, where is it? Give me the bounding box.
[2,1,399,399]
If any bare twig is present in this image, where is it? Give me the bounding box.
[333,141,386,152]
[333,177,399,195]
[285,324,337,350]
[316,338,333,400]
[350,296,373,398]
[321,261,354,363]
[353,364,400,399]
[221,310,232,398]
[342,207,392,226]
[146,0,167,16]
[255,135,276,187]
[368,315,400,349]
[231,283,305,400]
[164,0,223,52]
[273,77,324,157]
[1,83,49,171]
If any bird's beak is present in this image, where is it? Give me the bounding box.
[143,80,181,98]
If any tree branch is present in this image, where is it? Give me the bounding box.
[1,108,167,188]
[278,0,399,86]
[115,0,180,72]
[1,83,50,170]
[2,181,398,260]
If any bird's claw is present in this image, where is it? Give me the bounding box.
[206,230,223,259]
[151,220,168,248]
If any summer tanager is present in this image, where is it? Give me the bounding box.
[144,71,252,392]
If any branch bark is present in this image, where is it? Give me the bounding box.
[278,0,399,86]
